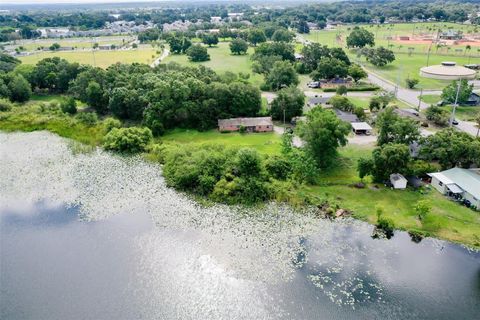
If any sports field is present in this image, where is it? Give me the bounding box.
[302,22,480,90]
[19,47,159,68]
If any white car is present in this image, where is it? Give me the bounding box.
[307,81,320,88]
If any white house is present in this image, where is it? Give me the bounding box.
[390,173,407,190]
[428,168,480,210]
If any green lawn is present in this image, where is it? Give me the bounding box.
[420,94,441,104]
[441,105,480,121]
[19,47,159,68]
[159,128,281,155]
[348,96,370,109]
[302,143,480,247]
[163,42,264,87]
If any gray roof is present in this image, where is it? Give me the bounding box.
[334,109,359,123]
[429,168,480,199]
[390,173,407,182]
[308,96,330,105]
[351,122,373,131]
[218,117,273,127]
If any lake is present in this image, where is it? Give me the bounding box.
[1,131,479,320]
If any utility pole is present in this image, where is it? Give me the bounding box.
[283,107,286,126]
[449,81,461,127]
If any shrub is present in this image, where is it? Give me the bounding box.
[405,78,419,89]
[265,155,292,180]
[0,98,13,112]
[60,97,77,115]
[103,126,153,153]
[103,117,122,132]
[76,112,98,126]
[425,105,449,126]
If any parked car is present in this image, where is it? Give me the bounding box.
[307,81,320,88]
[452,119,459,125]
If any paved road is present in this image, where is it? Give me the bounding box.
[366,69,479,136]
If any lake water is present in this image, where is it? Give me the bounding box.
[1,131,479,320]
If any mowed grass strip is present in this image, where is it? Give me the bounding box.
[160,128,281,155]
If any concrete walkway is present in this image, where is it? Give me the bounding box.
[150,48,170,67]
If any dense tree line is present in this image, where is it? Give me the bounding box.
[0,57,263,135]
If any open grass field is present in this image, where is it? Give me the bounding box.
[303,22,480,90]
[19,47,159,68]
[159,128,281,155]
[13,36,134,52]
[162,42,264,87]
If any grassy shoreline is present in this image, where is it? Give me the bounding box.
[1,103,479,248]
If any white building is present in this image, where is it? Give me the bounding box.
[428,168,480,210]
[390,174,407,190]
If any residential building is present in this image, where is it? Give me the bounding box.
[218,117,273,132]
[351,122,373,135]
[428,168,480,209]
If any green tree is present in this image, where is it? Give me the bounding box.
[329,95,354,112]
[414,200,431,221]
[186,44,210,62]
[357,157,374,180]
[362,47,395,66]
[420,128,480,169]
[264,61,299,91]
[297,20,310,34]
[248,29,267,46]
[311,57,348,80]
[202,33,219,47]
[229,38,248,55]
[371,143,411,182]
[86,81,107,114]
[108,87,147,120]
[298,107,351,168]
[346,27,375,48]
[272,29,293,42]
[376,107,420,146]
[348,64,367,83]
[49,43,61,51]
[270,86,305,122]
[103,127,153,153]
[7,74,31,102]
[441,79,473,105]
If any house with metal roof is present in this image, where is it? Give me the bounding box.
[218,117,273,132]
[428,168,480,210]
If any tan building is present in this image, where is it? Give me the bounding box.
[218,117,273,132]
[420,62,476,80]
